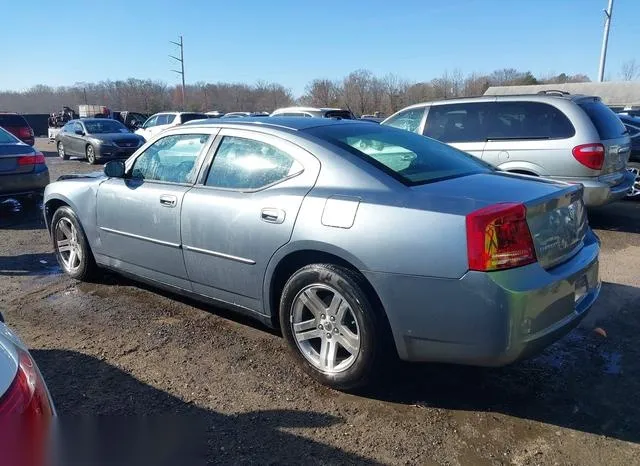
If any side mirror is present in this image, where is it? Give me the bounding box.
[104,160,125,178]
[75,129,84,136]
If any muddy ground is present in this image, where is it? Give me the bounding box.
[0,138,639,465]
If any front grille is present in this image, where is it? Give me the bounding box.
[114,139,139,148]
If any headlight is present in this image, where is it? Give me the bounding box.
[98,139,115,147]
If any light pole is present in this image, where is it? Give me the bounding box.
[170,35,186,109]
[598,0,614,82]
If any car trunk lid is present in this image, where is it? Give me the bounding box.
[0,145,37,174]
[410,172,587,269]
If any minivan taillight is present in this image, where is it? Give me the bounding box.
[17,152,45,165]
[466,203,537,271]
[572,143,605,170]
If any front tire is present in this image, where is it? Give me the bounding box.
[279,264,386,391]
[51,206,97,281]
[627,162,640,200]
[57,142,69,160]
[86,145,97,164]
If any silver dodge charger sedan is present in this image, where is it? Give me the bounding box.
[43,118,601,390]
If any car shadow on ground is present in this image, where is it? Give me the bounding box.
[0,201,45,230]
[0,252,59,276]
[588,202,640,234]
[363,280,640,445]
[32,349,376,465]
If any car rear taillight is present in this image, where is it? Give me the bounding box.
[572,143,605,170]
[0,349,52,420]
[466,203,537,271]
[17,152,45,165]
[18,127,34,139]
[0,349,53,465]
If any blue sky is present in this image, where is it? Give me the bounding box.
[2,0,639,96]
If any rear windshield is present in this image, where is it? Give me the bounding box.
[324,110,355,120]
[0,127,19,143]
[578,100,627,140]
[306,124,491,186]
[0,114,28,126]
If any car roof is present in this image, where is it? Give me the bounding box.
[183,116,370,131]
[273,106,346,113]
[401,93,601,109]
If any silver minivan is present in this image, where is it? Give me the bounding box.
[382,94,634,206]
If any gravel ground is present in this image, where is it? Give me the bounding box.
[0,138,639,465]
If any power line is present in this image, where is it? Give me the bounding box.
[598,0,614,82]
[170,35,186,109]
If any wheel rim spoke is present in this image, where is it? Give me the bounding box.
[300,288,326,318]
[337,328,359,355]
[319,338,338,371]
[291,284,361,374]
[293,318,317,333]
[58,221,72,239]
[295,328,322,342]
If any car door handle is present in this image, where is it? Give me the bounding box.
[261,208,285,224]
[159,195,177,208]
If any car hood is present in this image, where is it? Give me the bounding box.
[57,171,105,181]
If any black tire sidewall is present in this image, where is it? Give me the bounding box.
[279,264,380,391]
[51,206,94,280]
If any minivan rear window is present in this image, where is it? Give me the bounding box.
[578,100,627,140]
[0,114,28,126]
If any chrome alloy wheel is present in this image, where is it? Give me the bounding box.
[290,284,361,373]
[628,166,640,198]
[55,218,82,272]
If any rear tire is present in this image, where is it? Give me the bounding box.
[626,162,640,200]
[86,145,97,164]
[51,206,98,281]
[279,264,387,391]
[57,142,69,160]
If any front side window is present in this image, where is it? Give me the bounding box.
[62,122,74,133]
[205,136,303,190]
[424,103,490,143]
[156,115,169,125]
[306,124,490,186]
[384,107,425,133]
[73,122,84,134]
[130,133,209,184]
[143,115,158,128]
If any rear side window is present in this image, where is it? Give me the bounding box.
[0,114,28,126]
[181,113,208,123]
[486,102,575,140]
[324,110,354,119]
[205,136,303,190]
[384,107,425,133]
[424,103,489,142]
[578,100,627,140]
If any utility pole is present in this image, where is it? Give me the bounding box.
[598,0,614,82]
[170,35,186,109]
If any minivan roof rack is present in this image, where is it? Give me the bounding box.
[536,90,571,96]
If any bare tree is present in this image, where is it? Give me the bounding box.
[300,79,341,107]
[620,60,639,81]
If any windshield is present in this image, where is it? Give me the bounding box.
[306,124,491,186]
[0,126,19,143]
[84,120,129,134]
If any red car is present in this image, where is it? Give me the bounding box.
[0,113,35,146]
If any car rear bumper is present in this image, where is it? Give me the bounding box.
[0,168,50,198]
[548,171,635,206]
[364,230,600,365]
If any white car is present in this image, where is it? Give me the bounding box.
[135,112,208,140]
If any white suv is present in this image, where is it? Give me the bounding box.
[135,112,208,140]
